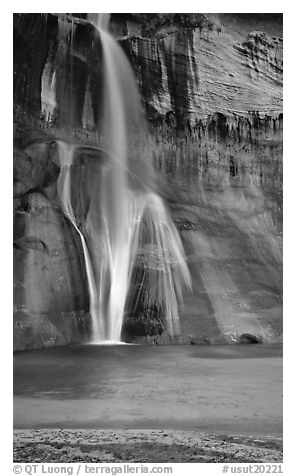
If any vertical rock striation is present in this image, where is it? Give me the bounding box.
[13,13,283,349]
[114,13,283,344]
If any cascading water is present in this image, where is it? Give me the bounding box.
[57,13,191,344]
[56,142,101,340]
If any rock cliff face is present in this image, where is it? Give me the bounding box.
[13,13,282,349]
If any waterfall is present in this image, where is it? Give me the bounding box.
[57,13,191,344]
[56,141,101,339]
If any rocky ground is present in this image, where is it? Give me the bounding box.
[13,429,283,463]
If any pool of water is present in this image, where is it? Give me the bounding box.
[14,344,282,435]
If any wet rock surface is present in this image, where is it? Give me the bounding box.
[13,13,282,349]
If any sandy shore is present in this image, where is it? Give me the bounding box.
[13,429,283,463]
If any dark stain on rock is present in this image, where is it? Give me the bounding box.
[239,333,263,344]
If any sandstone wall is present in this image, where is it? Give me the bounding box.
[13,13,283,349]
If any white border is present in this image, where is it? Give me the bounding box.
[2,3,291,473]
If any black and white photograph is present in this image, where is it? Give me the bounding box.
[12,6,283,471]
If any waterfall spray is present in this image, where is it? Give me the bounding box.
[57,13,191,343]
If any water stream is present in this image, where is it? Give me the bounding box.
[57,13,191,343]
